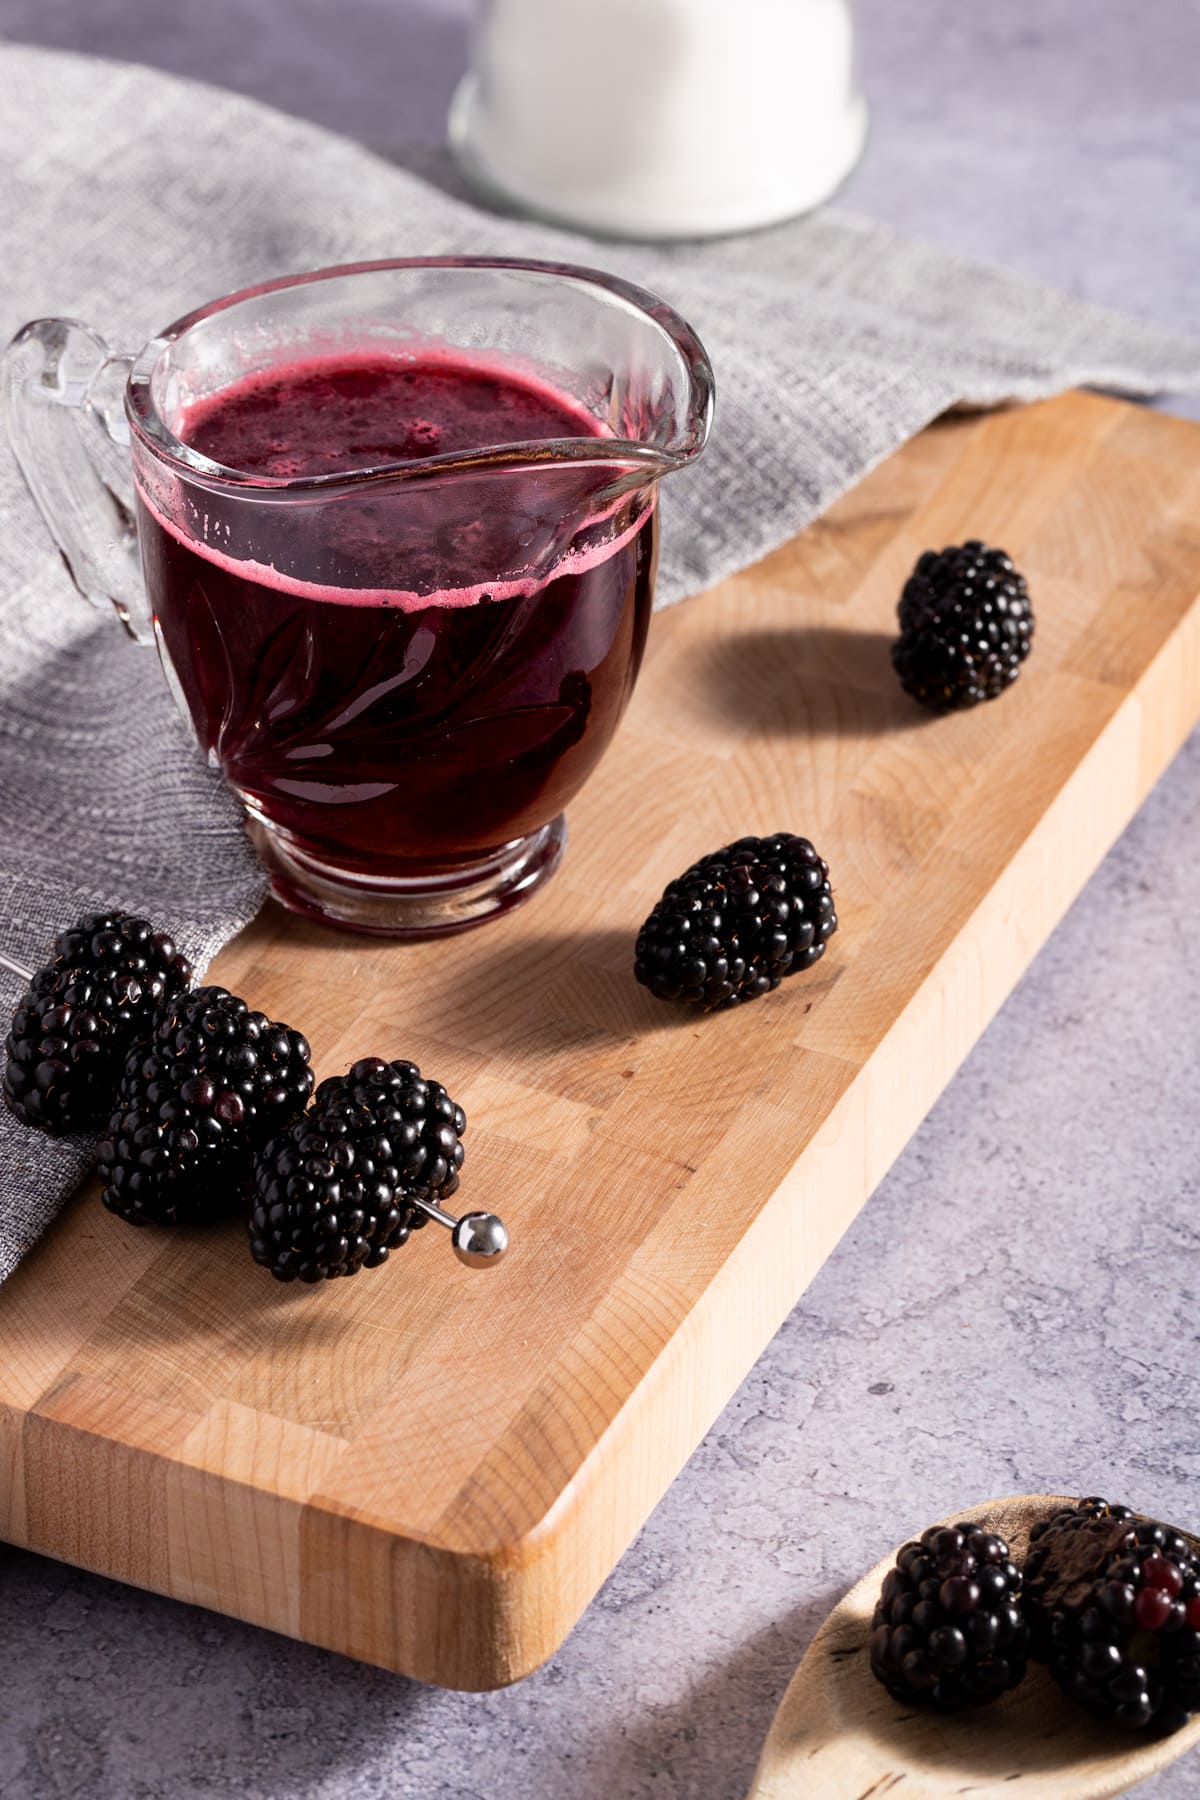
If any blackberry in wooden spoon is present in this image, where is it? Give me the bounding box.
[1025,1497,1200,1734]
[634,833,836,1009]
[3,912,192,1133]
[96,985,312,1226]
[870,1520,1029,1709]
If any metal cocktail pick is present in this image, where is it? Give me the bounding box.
[409,1194,509,1268]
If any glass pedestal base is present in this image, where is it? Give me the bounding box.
[246,815,567,938]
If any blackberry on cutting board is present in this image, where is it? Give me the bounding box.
[892,540,1034,714]
[634,833,837,1009]
[96,985,313,1227]
[869,1521,1030,1710]
[249,1057,467,1283]
[3,912,192,1134]
[1025,1497,1200,1735]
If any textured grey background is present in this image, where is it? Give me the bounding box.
[1,2,1199,1796]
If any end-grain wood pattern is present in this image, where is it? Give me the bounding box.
[2,394,1199,1689]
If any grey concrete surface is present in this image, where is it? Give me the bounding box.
[1,2,1198,1795]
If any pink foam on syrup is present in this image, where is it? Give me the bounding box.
[136,349,653,612]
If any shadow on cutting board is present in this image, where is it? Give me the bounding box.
[690,625,924,741]
[439,925,700,1059]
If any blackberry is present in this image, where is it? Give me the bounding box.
[3,912,192,1134]
[634,833,837,1009]
[1025,1497,1200,1734]
[892,540,1034,713]
[869,1521,1029,1710]
[96,986,312,1226]
[249,1057,467,1283]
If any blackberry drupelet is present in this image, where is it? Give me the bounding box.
[249,1056,467,1282]
[1025,1497,1200,1735]
[869,1521,1029,1710]
[96,985,312,1226]
[892,540,1034,714]
[3,912,192,1134]
[634,833,837,1009]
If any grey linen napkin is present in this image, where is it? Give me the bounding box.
[2,41,1200,1280]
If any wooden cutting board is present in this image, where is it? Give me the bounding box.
[2,392,1199,1691]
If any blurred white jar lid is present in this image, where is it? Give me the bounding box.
[449,0,868,240]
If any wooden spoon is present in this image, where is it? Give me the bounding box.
[747,1494,1200,1800]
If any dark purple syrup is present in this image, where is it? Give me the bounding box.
[138,356,656,879]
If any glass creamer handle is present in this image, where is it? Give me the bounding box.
[2,317,151,643]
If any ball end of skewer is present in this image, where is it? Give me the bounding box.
[451,1210,509,1268]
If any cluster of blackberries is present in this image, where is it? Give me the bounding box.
[4,912,468,1284]
[871,1498,1200,1737]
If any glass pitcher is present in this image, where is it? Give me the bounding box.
[3,258,713,935]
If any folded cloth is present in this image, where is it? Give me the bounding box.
[2,41,1199,1280]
